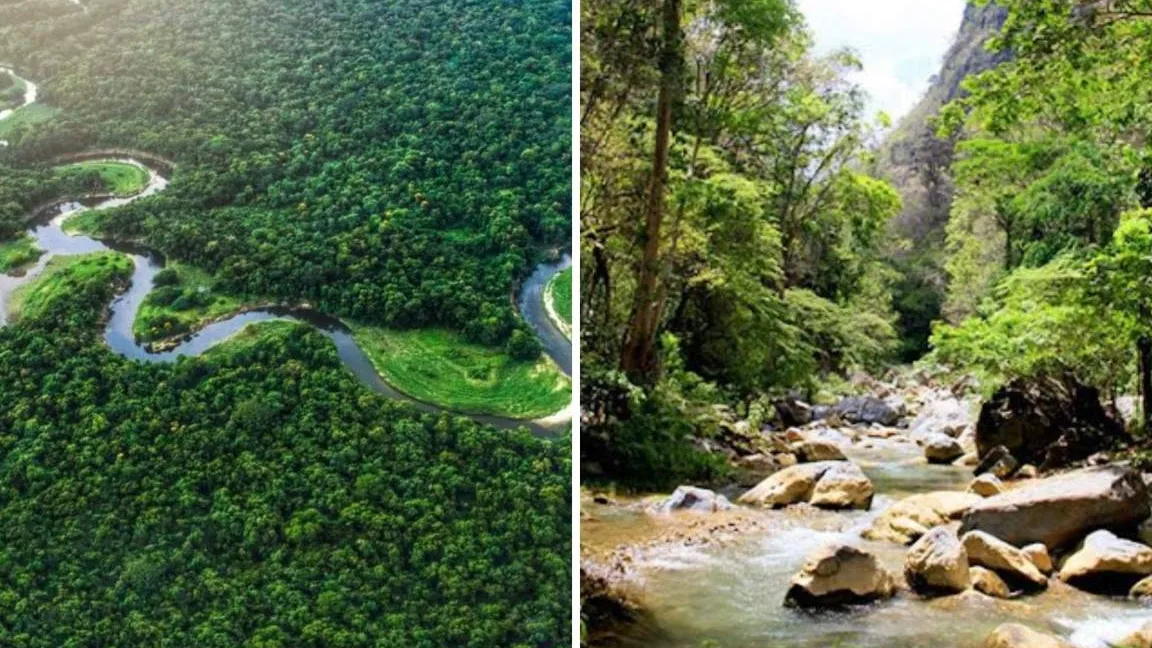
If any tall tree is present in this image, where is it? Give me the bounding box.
[619,0,683,380]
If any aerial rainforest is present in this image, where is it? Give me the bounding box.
[0,0,571,646]
[582,0,1152,646]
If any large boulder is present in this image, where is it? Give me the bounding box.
[910,395,973,439]
[959,465,1152,550]
[739,461,873,510]
[924,434,965,464]
[970,566,1011,598]
[581,561,643,641]
[714,419,778,458]
[975,375,1127,471]
[982,624,1070,648]
[784,543,898,608]
[832,396,900,426]
[864,491,982,545]
[651,486,733,514]
[961,531,1048,591]
[903,527,970,595]
[733,454,783,487]
[792,439,846,463]
[810,462,875,509]
[1058,530,1152,593]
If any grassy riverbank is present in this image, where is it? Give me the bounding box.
[56,161,149,196]
[0,103,58,138]
[8,252,131,322]
[133,262,243,343]
[352,325,571,420]
[0,72,26,111]
[547,266,572,327]
[0,235,42,273]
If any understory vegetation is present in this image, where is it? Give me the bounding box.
[55,160,149,196]
[132,263,244,343]
[0,70,25,111]
[0,163,121,240]
[0,102,57,138]
[581,0,903,487]
[7,251,131,321]
[582,0,1152,488]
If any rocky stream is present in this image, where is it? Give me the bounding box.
[582,374,1152,647]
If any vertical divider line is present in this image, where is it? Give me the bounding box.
[570,0,582,643]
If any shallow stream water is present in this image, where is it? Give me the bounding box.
[586,434,1152,647]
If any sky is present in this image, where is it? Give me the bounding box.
[796,0,968,121]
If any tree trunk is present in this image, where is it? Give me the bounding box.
[1140,336,1152,434]
[619,0,682,382]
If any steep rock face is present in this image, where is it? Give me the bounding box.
[876,2,1011,353]
[881,2,1011,244]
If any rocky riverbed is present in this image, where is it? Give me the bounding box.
[582,374,1152,647]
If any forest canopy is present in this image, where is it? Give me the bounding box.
[0,0,573,645]
[921,0,1152,436]
[0,252,571,647]
[0,0,572,346]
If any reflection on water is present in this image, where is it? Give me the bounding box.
[519,253,572,375]
[590,437,1152,647]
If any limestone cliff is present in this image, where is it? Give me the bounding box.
[878,2,1009,358]
[881,2,1010,244]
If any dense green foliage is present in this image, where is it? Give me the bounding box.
[0,0,573,643]
[0,254,571,647]
[929,1,1152,431]
[0,70,23,111]
[581,0,902,485]
[7,251,132,321]
[0,163,112,240]
[132,263,243,343]
[1,0,570,347]
[0,234,41,273]
[0,103,57,139]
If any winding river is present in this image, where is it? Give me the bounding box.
[0,66,37,147]
[0,153,572,435]
[584,431,1151,647]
